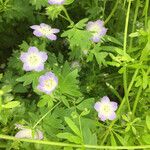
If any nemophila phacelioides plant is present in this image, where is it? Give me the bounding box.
[0,0,150,149]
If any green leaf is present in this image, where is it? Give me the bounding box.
[16,72,41,87]
[104,35,123,46]
[77,98,94,111]
[59,66,82,97]
[3,101,20,109]
[37,95,54,107]
[94,51,108,66]
[57,132,81,144]
[114,132,125,146]
[46,6,63,20]
[2,85,12,93]
[0,74,3,81]
[146,115,150,130]
[61,27,92,49]
[29,0,48,10]
[64,0,74,5]
[110,132,117,146]
[142,134,150,144]
[75,18,89,29]
[142,69,148,89]
[64,117,81,137]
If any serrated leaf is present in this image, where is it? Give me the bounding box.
[75,18,89,29]
[30,0,48,10]
[57,132,81,144]
[61,28,92,49]
[37,95,54,107]
[16,72,40,87]
[65,117,81,137]
[46,6,63,20]
[94,51,108,66]
[59,67,82,97]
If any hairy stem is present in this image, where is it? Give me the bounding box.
[0,134,150,149]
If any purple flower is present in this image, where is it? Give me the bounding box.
[37,72,58,94]
[48,0,65,5]
[94,96,118,122]
[15,129,43,140]
[30,23,60,40]
[20,47,48,72]
[86,20,107,43]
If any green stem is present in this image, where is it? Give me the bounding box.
[123,0,132,112]
[62,6,74,25]
[101,0,132,145]
[101,66,139,145]
[59,14,70,22]
[132,86,142,117]
[132,68,150,116]
[33,102,61,129]
[129,0,140,49]
[79,115,85,149]
[0,134,150,149]
[145,0,149,28]
[104,0,119,24]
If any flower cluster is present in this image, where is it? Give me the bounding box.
[94,96,118,121]
[48,0,65,5]
[20,47,48,72]
[86,20,107,43]
[20,47,58,94]
[37,72,58,94]
[30,23,60,40]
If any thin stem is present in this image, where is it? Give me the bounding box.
[132,86,142,117]
[123,0,132,112]
[145,0,149,28]
[101,0,132,145]
[59,14,70,22]
[104,0,119,25]
[33,102,61,129]
[79,115,85,149]
[132,68,150,116]
[101,66,139,145]
[0,134,150,149]
[62,6,74,25]
[129,0,140,49]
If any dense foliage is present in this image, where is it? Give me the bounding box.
[0,0,150,149]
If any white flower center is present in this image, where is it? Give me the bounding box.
[40,26,52,35]
[101,104,112,116]
[43,78,57,91]
[27,53,41,67]
[90,24,101,34]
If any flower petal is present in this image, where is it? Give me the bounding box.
[108,112,116,121]
[94,102,101,112]
[98,113,107,122]
[46,34,57,40]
